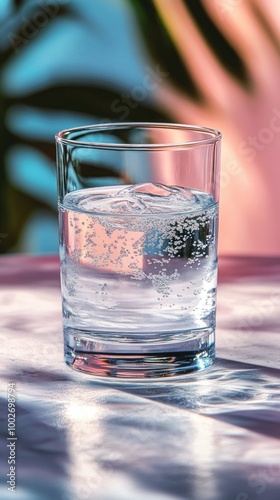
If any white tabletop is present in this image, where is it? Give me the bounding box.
[1,255,280,500]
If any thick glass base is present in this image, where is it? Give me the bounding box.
[64,329,215,379]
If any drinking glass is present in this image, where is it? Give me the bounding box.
[55,123,221,379]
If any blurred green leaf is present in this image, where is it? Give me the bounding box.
[129,0,202,100]
[14,0,26,9]
[6,84,170,122]
[183,0,251,88]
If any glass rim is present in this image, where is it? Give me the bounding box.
[55,122,222,150]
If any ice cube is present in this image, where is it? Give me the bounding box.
[126,182,175,197]
[65,182,201,215]
[115,182,198,213]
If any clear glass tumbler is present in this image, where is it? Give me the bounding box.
[55,123,221,379]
